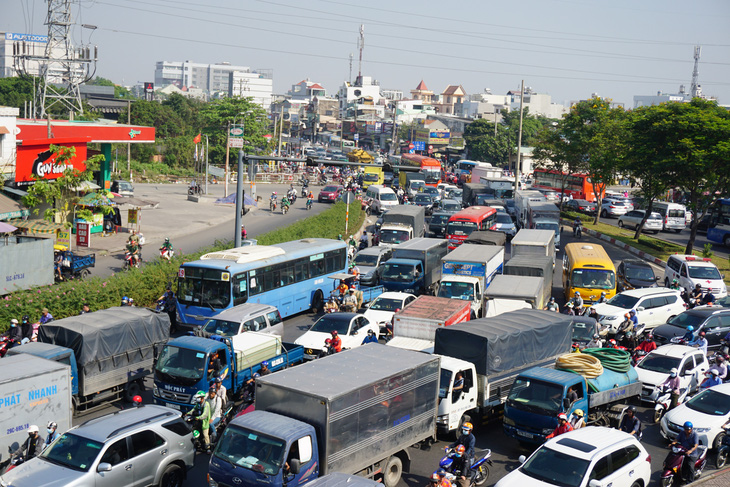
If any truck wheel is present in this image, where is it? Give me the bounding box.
[159,464,184,487]
[311,290,324,314]
[383,455,403,487]
[124,380,142,402]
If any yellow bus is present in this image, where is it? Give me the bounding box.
[562,242,616,304]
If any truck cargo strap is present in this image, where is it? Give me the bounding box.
[555,353,603,380]
[582,348,631,373]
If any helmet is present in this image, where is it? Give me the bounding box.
[670,367,678,377]
[646,333,653,339]
[574,291,580,296]
[261,361,269,367]
[558,413,568,421]
[47,421,57,430]
[699,331,705,337]
[629,310,636,316]
[437,469,447,478]
[717,356,725,363]
[367,329,375,335]
[325,338,332,344]
[627,406,636,414]
[22,315,29,323]
[593,334,599,339]
[122,296,129,304]
[687,326,694,332]
[455,445,466,456]
[600,292,606,296]
[461,422,473,431]
[430,474,440,483]
[550,297,555,302]
[331,330,338,336]
[711,369,719,376]
[28,425,39,434]
[672,278,678,284]
[165,237,169,242]
[696,283,702,288]
[272,191,277,195]
[133,395,142,405]
[684,421,693,429]
[574,409,584,418]
[195,390,207,399]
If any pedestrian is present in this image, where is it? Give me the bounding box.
[39,308,53,324]
[158,286,178,333]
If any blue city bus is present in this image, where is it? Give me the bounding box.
[176,238,347,328]
[707,198,730,248]
[457,159,479,177]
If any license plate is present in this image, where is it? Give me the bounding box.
[166,402,181,410]
[516,430,534,439]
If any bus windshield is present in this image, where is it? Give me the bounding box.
[178,267,232,309]
[423,169,441,184]
[447,221,477,236]
[571,269,615,290]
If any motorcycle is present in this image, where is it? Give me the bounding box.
[661,444,707,486]
[301,185,309,198]
[632,349,648,367]
[159,247,175,262]
[282,202,290,215]
[124,251,140,269]
[270,199,277,212]
[1,449,24,474]
[439,448,493,487]
[0,335,17,357]
[287,190,297,204]
[716,425,730,469]
[306,198,313,211]
[573,221,583,239]
[652,384,689,424]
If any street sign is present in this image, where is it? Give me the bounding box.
[230,127,244,137]
[429,145,433,150]
[76,222,90,248]
[354,133,359,141]
[413,141,425,151]
[229,138,244,148]
[408,142,414,149]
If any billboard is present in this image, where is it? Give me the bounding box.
[15,138,89,185]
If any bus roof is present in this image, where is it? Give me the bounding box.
[448,206,496,222]
[564,242,614,270]
[401,154,441,167]
[186,238,346,271]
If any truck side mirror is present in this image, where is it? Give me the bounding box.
[562,397,571,409]
[289,459,301,474]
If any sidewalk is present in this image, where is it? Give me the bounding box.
[693,466,730,486]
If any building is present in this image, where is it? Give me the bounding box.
[0,106,19,178]
[633,87,694,108]
[434,85,466,115]
[154,60,273,106]
[381,89,404,101]
[508,87,566,119]
[337,76,384,119]
[410,80,434,104]
[288,79,326,101]
[1,32,84,83]
[458,89,510,120]
[393,99,436,124]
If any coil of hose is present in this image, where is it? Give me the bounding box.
[555,353,604,379]
[582,347,632,373]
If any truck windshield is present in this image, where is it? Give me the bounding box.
[201,319,241,337]
[381,263,416,282]
[535,222,559,236]
[40,433,103,472]
[520,445,590,487]
[214,425,285,476]
[438,281,474,301]
[363,173,379,182]
[439,368,453,399]
[571,322,595,342]
[154,345,207,386]
[447,221,477,236]
[636,354,680,374]
[507,378,562,416]
[410,181,425,191]
[570,269,615,290]
[353,253,379,266]
[380,229,410,244]
[178,267,232,309]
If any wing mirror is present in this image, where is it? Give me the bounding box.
[518,455,527,464]
[97,463,112,473]
[289,459,301,474]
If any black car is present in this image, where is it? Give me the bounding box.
[616,259,660,292]
[413,194,435,215]
[565,199,597,215]
[652,308,730,350]
[429,211,454,237]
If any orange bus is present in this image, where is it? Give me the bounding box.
[400,154,442,187]
[532,168,603,202]
[445,206,498,249]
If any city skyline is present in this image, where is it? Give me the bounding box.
[3,0,730,108]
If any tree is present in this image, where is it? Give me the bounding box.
[200,97,269,166]
[532,124,585,213]
[21,145,107,226]
[463,119,510,165]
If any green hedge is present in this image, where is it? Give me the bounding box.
[0,201,365,332]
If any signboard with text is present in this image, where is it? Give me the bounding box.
[57,231,71,249]
[76,222,90,248]
[15,138,89,185]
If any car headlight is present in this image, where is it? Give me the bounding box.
[503,417,515,426]
[152,384,159,397]
[605,315,618,321]
[208,475,219,487]
[694,427,711,433]
[542,428,554,435]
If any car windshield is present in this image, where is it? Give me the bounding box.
[154,345,208,385]
[380,192,398,202]
[437,281,474,300]
[40,433,103,472]
[520,446,591,487]
[637,353,681,373]
[201,319,241,337]
[353,253,379,266]
[424,187,439,196]
[414,195,432,203]
[447,190,463,199]
[571,269,616,290]
[685,389,730,416]
[625,265,656,281]
[118,182,133,191]
[381,263,416,282]
[605,293,640,309]
[431,214,451,225]
[496,213,513,224]
[572,321,595,341]
[323,186,339,192]
[507,378,563,416]
[214,425,286,476]
[369,297,404,311]
[380,229,410,244]
[447,221,478,236]
[310,315,351,334]
[442,202,461,212]
[688,265,722,280]
[439,368,452,399]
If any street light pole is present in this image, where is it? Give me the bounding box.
[204,135,209,195]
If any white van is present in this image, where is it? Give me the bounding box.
[365,185,399,214]
[652,202,687,233]
[664,254,727,298]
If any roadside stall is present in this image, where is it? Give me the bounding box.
[74,192,113,234]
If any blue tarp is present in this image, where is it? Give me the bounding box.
[215,193,258,207]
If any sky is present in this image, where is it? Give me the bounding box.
[4,0,730,108]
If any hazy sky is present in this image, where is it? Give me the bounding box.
[4,0,730,108]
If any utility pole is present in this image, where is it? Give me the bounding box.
[225,121,231,196]
[357,25,364,84]
[277,115,284,157]
[514,80,525,192]
[391,100,398,155]
[349,53,353,84]
[127,99,131,180]
[204,135,209,195]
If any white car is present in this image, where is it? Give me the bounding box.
[495,426,651,487]
[593,288,686,333]
[661,383,730,450]
[635,344,709,402]
[618,210,663,234]
[363,292,417,336]
[294,312,379,360]
[664,254,728,298]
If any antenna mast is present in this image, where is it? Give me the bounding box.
[356,24,364,86]
[690,45,701,98]
[349,53,353,84]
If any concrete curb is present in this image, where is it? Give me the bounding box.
[560,219,666,267]
[691,466,730,486]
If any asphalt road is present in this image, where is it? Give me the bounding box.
[71,224,725,486]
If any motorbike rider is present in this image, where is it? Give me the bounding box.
[206,386,223,443]
[270,191,278,209]
[448,445,471,487]
[44,421,60,449]
[565,302,576,316]
[669,278,681,291]
[546,413,573,439]
[434,470,453,487]
[80,303,91,314]
[681,325,695,343]
[7,319,22,345]
[635,333,657,353]
[362,328,379,345]
[324,296,339,313]
[570,291,584,311]
[587,307,599,321]
[670,421,700,483]
[12,425,43,462]
[689,331,708,355]
[544,297,559,312]
[126,237,141,266]
[598,291,608,303]
[281,194,291,211]
[689,284,703,307]
[661,368,682,409]
[573,217,582,236]
[587,334,603,349]
[708,355,727,380]
[20,315,33,343]
[448,422,476,463]
[39,307,54,324]
[186,390,212,453]
[701,291,716,306]
[618,406,642,440]
[700,369,723,389]
[341,288,358,313]
[159,237,174,262]
[569,409,585,429]
[330,330,342,353]
[359,231,369,249]
[259,361,271,376]
[306,192,314,208]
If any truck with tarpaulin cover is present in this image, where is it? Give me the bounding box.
[208,344,439,487]
[462,183,492,208]
[379,205,426,247]
[483,274,545,318]
[463,230,506,247]
[432,309,574,436]
[34,307,169,412]
[503,351,642,444]
[387,296,471,352]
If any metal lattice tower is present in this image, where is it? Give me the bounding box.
[14,0,97,118]
[690,45,701,98]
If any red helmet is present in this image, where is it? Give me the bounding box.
[455,445,466,455]
[325,338,332,344]
[331,330,338,336]
[699,331,706,337]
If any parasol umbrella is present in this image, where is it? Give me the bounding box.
[76,192,113,207]
[0,221,17,233]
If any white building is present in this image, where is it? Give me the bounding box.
[0,106,19,178]
[338,76,383,119]
[288,79,326,101]
[458,90,510,120]
[508,88,566,119]
[394,99,436,124]
[633,88,693,108]
[381,89,404,101]
[229,71,273,108]
[1,32,85,83]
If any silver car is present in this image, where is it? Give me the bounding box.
[618,210,663,233]
[600,197,632,218]
[0,405,195,487]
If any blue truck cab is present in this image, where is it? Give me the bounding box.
[7,342,79,395]
[379,258,424,293]
[503,366,640,444]
[152,335,303,413]
[209,410,321,487]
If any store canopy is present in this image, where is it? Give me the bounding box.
[0,193,29,221]
[71,181,101,191]
[76,192,113,207]
[6,219,66,235]
[111,196,159,208]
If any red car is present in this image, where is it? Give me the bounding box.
[318,185,344,203]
